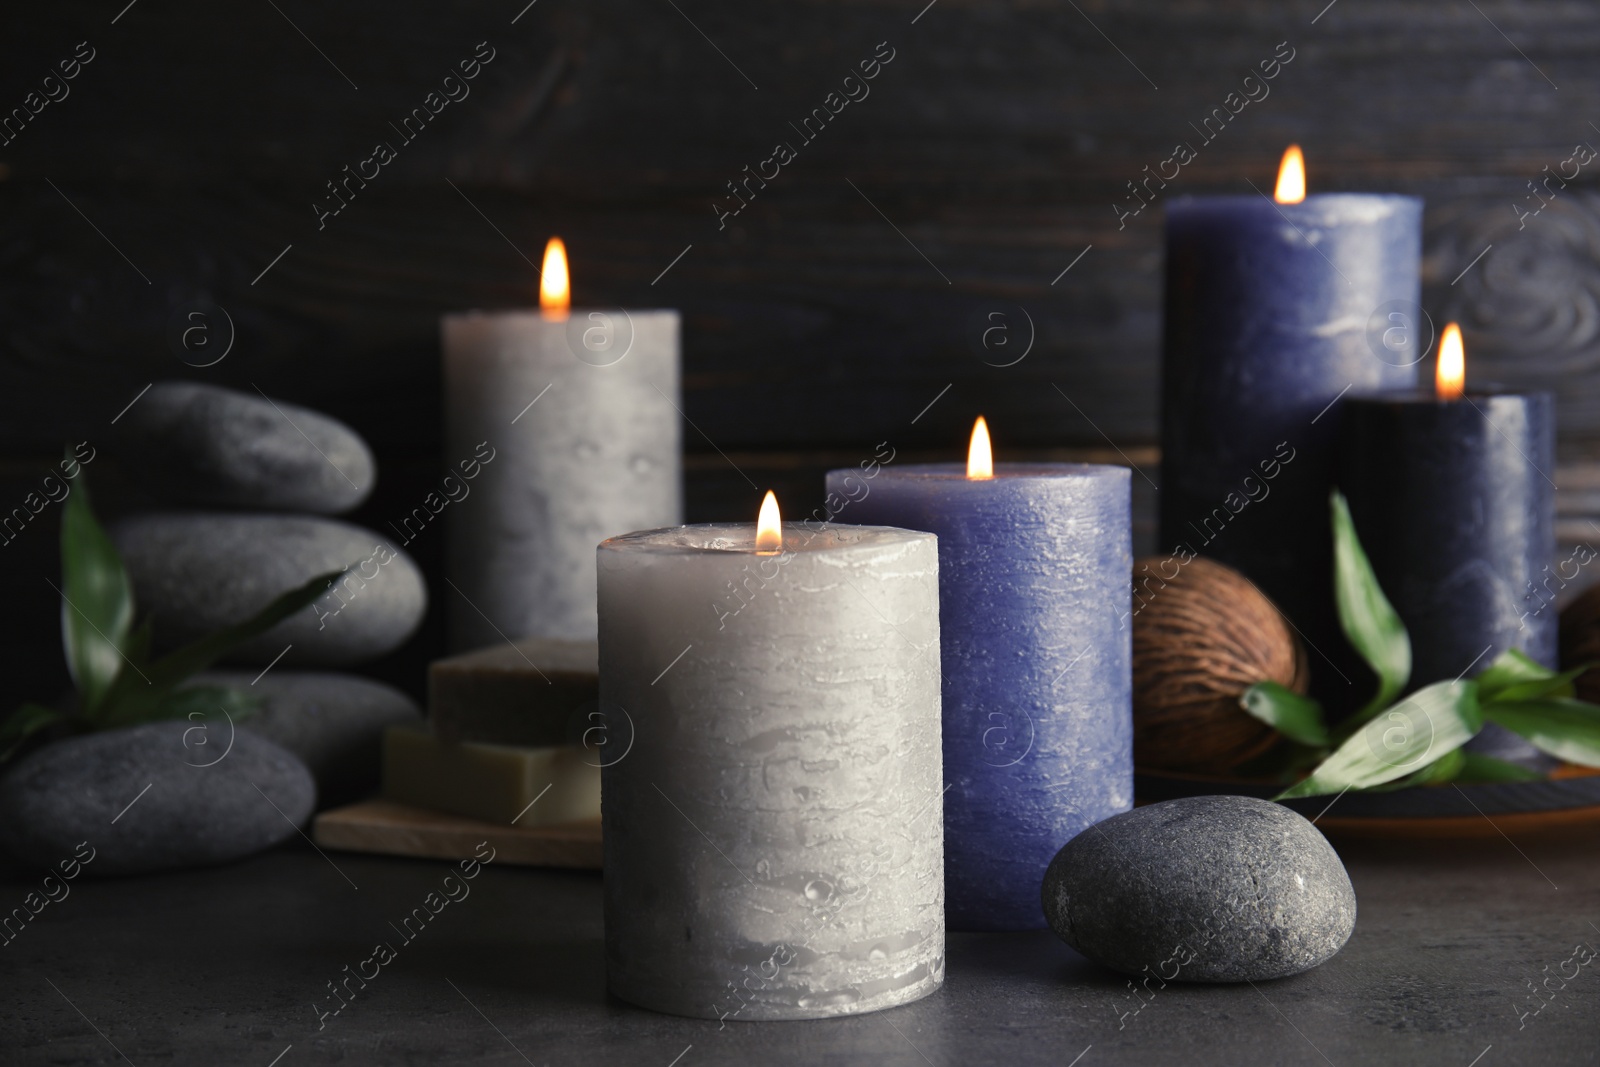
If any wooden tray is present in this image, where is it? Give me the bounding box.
[1315,805,1600,839]
[1135,767,1600,839]
[312,799,602,869]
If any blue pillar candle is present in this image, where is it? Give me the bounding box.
[827,421,1131,931]
[1160,149,1422,709]
[1339,325,1556,760]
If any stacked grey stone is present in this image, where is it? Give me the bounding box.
[0,723,316,876]
[1,383,424,875]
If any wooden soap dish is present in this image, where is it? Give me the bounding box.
[312,798,602,870]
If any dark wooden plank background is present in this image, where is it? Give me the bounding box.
[4,0,1599,704]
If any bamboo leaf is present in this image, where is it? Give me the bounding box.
[1275,680,1482,799]
[1488,668,1587,705]
[104,683,261,729]
[0,703,63,762]
[100,570,339,722]
[1473,647,1549,695]
[1239,681,1329,747]
[1475,648,1585,703]
[1482,699,1600,768]
[1330,490,1412,728]
[1453,752,1546,784]
[1363,748,1468,791]
[123,618,154,671]
[59,470,133,717]
[161,684,260,722]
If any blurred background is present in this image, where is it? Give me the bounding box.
[4,0,1598,704]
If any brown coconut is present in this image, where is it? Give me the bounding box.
[1560,585,1600,704]
[1131,555,1309,773]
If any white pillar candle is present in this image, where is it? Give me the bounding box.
[441,241,680,648]
[598,513,944,1020]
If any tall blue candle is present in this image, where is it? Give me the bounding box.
[827,421,1131,931]
[1160,148,1422,710]
[1340,324,1556,764]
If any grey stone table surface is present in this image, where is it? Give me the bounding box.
[4,822,1599,1066]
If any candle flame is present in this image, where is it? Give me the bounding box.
[540,237,570,319]
[1437,322,1465,400]
[756,490,782,553]
[967,416,994,480]
[1274,145,1306,204]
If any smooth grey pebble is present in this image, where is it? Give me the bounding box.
[116,380,374,514]
[190,671,421,806]
[112,512,426,666]
[1041,795,1356,982]
[0,722,315,876]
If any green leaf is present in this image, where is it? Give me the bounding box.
[1275,680,1482,799]
[0,703,63,762]
[99,570,340,723]
[1489,668,1588,704]
[1239,681,1329,747]
[1482,698,1600,768]
[1363,748,1468,791]
[1474,648,1586,703]
[59,470,133,716]
[1453,752,1546,784]
[1473,647,1550,696]
[122,618,154,670]
[1330,490,1412,728]
[104,683,261,729]
[157,685,260,724]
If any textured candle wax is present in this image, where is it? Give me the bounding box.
[1340,392,1556,749]
[830,464,1131,931]
[1162,194,1422,707]
[442,311,680,648]
[599,523,944,1020]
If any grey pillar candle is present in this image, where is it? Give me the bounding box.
[441,251,680,648]
[598,512,945,1020]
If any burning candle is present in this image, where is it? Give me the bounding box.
[598,494,945,1019]
[827,421,1131,931]
[1160,146,1423,708]
[1340,323,1556,739]
[442,238,681,648]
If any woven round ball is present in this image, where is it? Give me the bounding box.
[1560,585,1600,704]
[1132,556,1308,773]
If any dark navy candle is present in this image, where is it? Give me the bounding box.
[1339,386,1556,693]
[1161,184,1422,709]
[826,456,1131,931]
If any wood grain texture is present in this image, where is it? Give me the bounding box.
[313,798,602,869]
[5,0,1600,457]
[7,1,1600,708]
[1319,804,1600,840]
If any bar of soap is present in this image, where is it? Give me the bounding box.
[428,637,597,745]
[382,727,600,826]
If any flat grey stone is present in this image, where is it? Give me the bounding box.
[116,381,374,513]
[0,722,314,876]
[1042,795,1356,982]
[112,513,427,666]
[191,671,421,806]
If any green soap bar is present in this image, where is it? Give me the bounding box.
[382,726,600,826]
[428,637,597,745]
